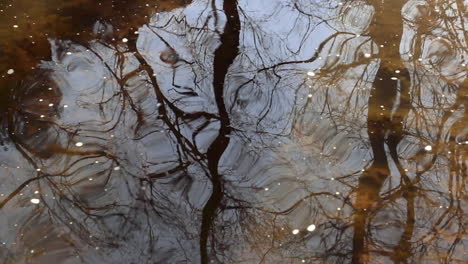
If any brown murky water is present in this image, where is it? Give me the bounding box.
[0,0,467,263]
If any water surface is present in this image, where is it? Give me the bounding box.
[0,0,467,263]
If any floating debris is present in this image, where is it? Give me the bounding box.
[160,48,179,65]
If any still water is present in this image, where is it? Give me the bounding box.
[0,0,466,263]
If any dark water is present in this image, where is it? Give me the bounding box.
[0,0,467,263]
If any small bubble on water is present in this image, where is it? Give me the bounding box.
[307,224,316,232]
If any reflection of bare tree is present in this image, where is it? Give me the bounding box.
[0,0,466,263]
[199,0,240,263]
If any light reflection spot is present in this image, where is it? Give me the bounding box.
[307,224,316,232]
